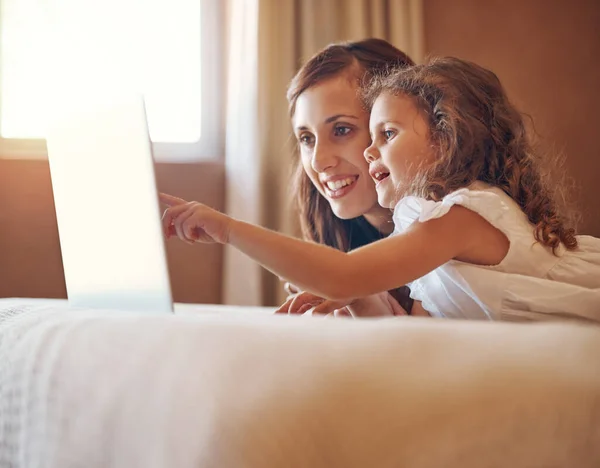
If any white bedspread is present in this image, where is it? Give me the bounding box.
[1,298,599,467]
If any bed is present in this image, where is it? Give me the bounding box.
[1,298,599,467]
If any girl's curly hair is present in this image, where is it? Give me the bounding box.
[363,57,578,253]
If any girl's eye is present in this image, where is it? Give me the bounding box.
[333,125,352,137]
[383,129,396,141]
[298,133,315,147]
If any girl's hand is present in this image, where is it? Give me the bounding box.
[160,193,232,245]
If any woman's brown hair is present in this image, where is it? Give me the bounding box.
[364,56,578,253]
[287,38,414,252]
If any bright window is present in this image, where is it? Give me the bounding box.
[0,0,222,160]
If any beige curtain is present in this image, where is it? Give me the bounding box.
[223,0,424,306]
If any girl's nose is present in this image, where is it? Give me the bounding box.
[364,143,380,163]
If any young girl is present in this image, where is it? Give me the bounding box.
[161,57,600,321]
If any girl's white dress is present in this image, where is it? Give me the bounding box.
[392,182,600,322]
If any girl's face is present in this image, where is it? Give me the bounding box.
[365,92,434,209]
[292,75,389,223]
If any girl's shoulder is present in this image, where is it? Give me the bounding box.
[392,182,524,236]
[392,182,577,278]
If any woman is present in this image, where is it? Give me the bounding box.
[161,38,416,316]
[278,38,416,316]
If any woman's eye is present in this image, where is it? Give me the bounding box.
[298,134,314,146]
[333,125,352,137]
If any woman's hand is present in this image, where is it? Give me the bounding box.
[275,291,352,315]
[283,282,300,297]
[346,292,407,317]
[276,291,407,317]
[160,193,233,244]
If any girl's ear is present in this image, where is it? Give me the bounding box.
[432,102,450,133]
[433,109,445,125]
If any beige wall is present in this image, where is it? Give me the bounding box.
[0,159,224,303]
[424,0,600,236]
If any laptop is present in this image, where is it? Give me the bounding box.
[46,92,174,313]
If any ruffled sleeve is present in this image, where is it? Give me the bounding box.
[392,186,511,235]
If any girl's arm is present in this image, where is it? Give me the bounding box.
[227,208,473,300]
[161,194,505,301]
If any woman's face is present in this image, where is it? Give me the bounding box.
[292,75,383,221]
